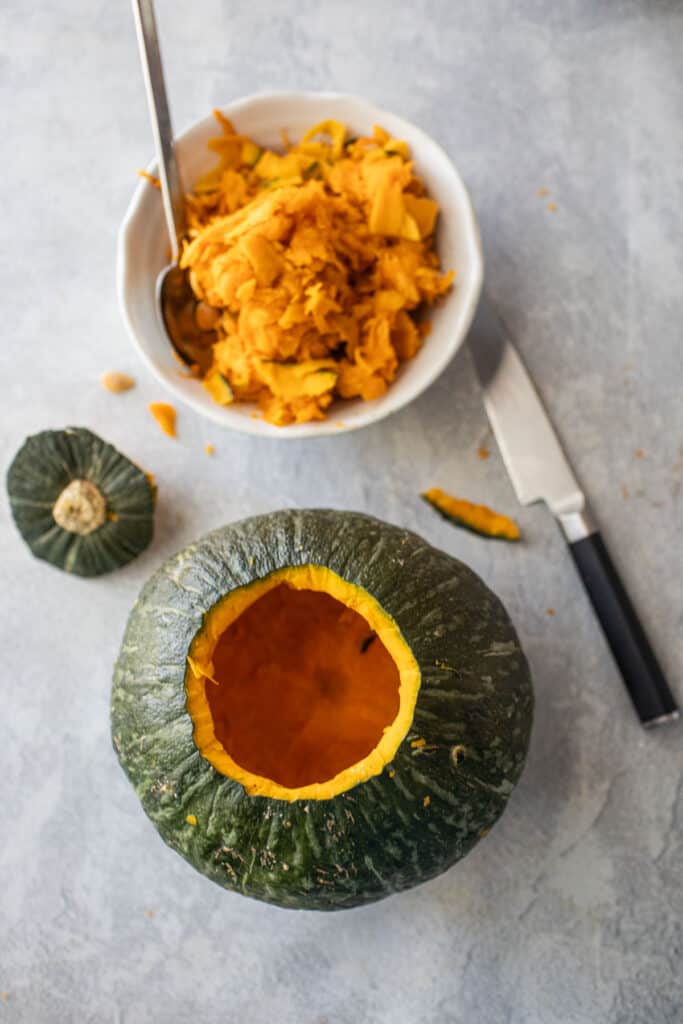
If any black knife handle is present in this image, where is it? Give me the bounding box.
[568,531,679,727]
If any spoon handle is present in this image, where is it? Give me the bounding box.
[132,0,186,261]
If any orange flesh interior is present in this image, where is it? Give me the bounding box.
[204,584,401,789]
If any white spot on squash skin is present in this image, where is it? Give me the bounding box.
[451,745,467,767]
[482,641,518,657]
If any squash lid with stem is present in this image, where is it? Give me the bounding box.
[6,427,156,576]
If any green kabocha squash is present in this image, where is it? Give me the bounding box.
[111,509,533,911]
[7,427,155,577]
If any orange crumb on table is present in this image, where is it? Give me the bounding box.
[0,993,9,1001]
[146,910,155,919]
[621,485,630,500]
[101,371,135,393]
[546,607,556,617]
[634,449,645,459]
[536,186,550,197]
[149,402,177,438]
[138,169,161,189]
[547,201,558,212]
[477,446,490,459]
[204,443,215,456]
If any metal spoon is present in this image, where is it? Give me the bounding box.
[132,0,217,371]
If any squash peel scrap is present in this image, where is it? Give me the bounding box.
[422,487,521,541]
[179,115,453,425]
[202,370,234,406]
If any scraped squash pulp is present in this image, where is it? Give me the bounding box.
[186,566,420,801]
[177,115,453,425]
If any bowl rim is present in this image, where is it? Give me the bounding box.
[117,90,484,439]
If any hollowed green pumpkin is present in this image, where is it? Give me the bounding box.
[111,509,533,910]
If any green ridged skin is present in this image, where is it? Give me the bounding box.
[7,427,155,577]
[111,509,533,911]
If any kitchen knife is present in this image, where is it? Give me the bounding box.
[469,300,679,728]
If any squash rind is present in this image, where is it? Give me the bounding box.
[422,488,521,541]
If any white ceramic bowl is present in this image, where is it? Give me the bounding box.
[118,92,483,438]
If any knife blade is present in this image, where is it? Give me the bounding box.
[470,300,679,728]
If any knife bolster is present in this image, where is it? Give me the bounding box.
[558,508,597,543]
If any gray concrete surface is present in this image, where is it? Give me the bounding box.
[1,1,682,1021]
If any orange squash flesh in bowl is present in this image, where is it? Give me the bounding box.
[178,116,454,426]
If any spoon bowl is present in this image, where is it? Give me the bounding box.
[157,264,216,372]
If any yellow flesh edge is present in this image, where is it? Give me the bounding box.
[185,564,421,802]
